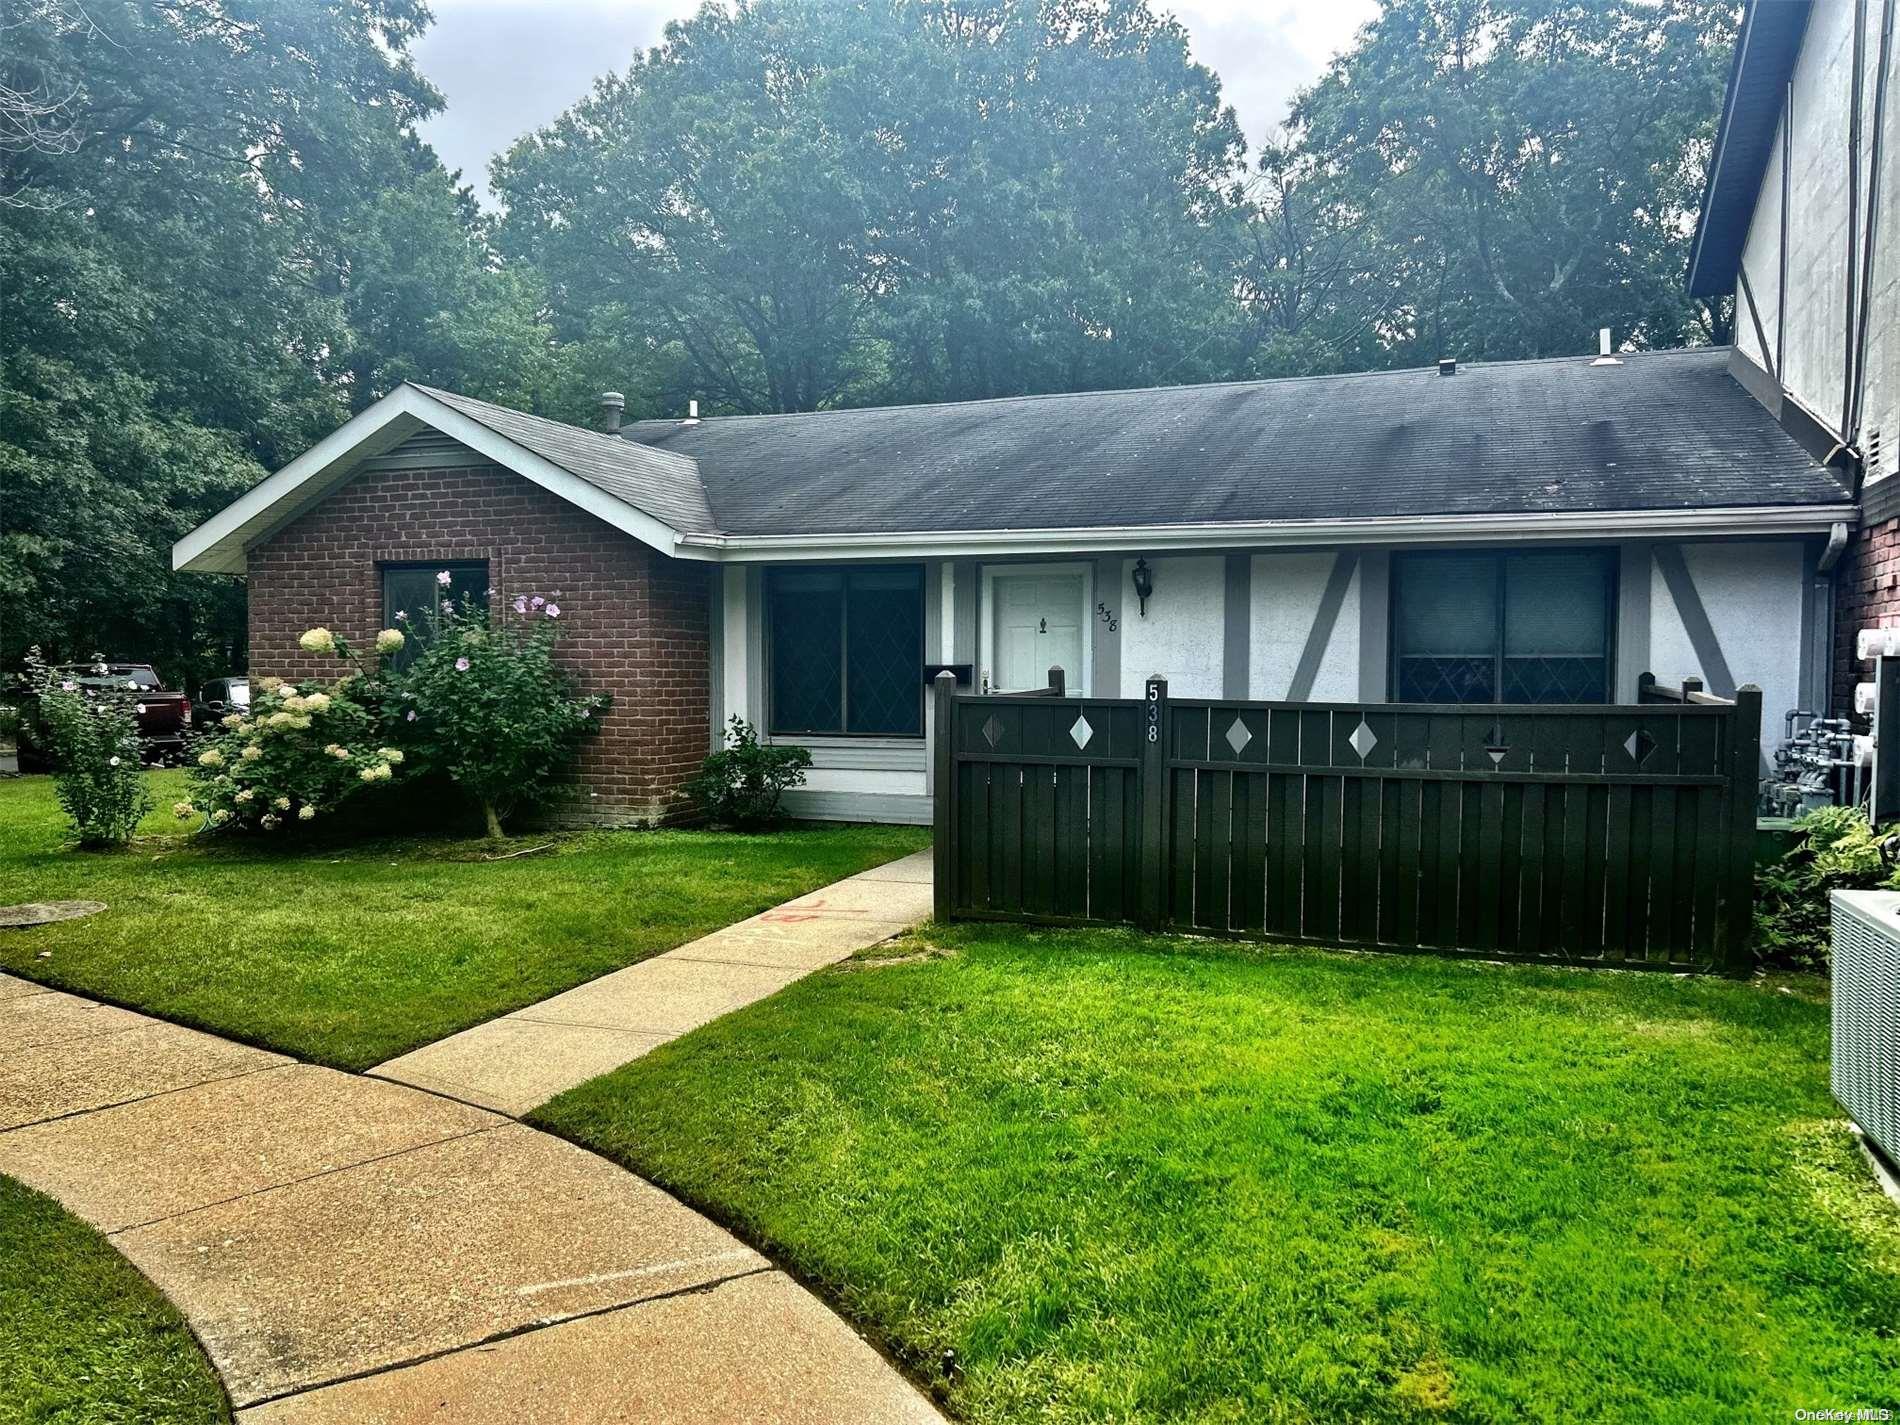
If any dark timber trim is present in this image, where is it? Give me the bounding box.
[1287,551,1358,701]
[1654,544,1738,698]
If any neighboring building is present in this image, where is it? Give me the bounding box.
[1686,0,1899,713]
[176,353,1847,824]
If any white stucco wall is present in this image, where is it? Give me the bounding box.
[1118,555,1226,697]
[1248,551,1361,700]
[1737,0,1900,473]
[1648,540,1807,741]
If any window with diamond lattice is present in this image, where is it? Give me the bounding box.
[768,566,923,736]
[1393,550,1614,705]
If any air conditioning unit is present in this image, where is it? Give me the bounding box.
[1831,889,1900,1165]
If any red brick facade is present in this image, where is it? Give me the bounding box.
[1836,518,1900,722]
[247,459,712,824]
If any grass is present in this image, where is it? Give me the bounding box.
[0,1175,227,1425]
[0,771,927,1069]
[535,923,1900,1424]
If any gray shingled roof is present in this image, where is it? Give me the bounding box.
[617,348,1847,536]
[412,383,716,534]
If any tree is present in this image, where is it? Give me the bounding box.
[494,0,1251,414]
[1280,0,1736,366]
[0,0,565,687]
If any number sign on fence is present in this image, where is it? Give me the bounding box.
[931,670,1761,969]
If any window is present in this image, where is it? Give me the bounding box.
[1392,550,1615,704]
[381,562,489,670]
[768,565,924,736]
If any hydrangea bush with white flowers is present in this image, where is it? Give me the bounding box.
[400,588,607,838]
[181,576,603,838]
[180,676,401,832]
[21,647,154,846]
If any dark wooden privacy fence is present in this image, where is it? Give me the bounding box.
[931,671,1762,969]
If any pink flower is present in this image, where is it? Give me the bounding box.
[530,595,545,609]
[58,680,75,691]
[436,570,451,586]
[454,657,470,672]
[545,603,561,618]
[405,709,417,722]
[394,609,407,621]
[441,599,453,614]
[512,596,528,615]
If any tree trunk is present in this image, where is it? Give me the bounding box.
[482,800,504,840]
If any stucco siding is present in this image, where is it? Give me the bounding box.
[1648,540,1807,740]
[1118,555,1226,697]
[1247,551,1361,700]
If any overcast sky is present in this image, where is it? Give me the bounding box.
[413,0,1379,205]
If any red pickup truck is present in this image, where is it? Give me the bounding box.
[57,663,193,762]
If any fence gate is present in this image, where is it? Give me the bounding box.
[932,672,1762,969]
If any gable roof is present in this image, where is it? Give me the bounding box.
[620,348,1848,541]
[1686,0,1812,298]
[412,386,713,534]
[178,349,1851,575]
[174,383,713,574]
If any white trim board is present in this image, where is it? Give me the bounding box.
[679,505,1857,562]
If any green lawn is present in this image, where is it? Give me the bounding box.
[0,771,927,1069]
[535,924,1900,1424]
[0,1175,227,1425]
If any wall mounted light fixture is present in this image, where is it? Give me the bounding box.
[1131,558,1154,617]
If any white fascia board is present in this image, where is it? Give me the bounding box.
[676,504,1861,563]
[173,385,702,575]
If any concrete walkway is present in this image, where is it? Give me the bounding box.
[370,849,933,1116]
[0,852,943,1423]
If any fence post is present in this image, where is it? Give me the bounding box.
[1138,675,1170,930]
[1047,664,1066,697]
[1722,684,1763,967]
[1637,671,1656,703]
[932,670,959,922]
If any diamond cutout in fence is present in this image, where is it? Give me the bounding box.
[983,713,1005,749]
[1348,718,1379,761]
[1225,716,1252,755]
[1070,713,1094,750]
[1623,729,1657,766]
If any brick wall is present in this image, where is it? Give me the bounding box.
[1835,517,1900,721]
[248,460,712,825]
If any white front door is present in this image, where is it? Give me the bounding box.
[989,570,1086,693]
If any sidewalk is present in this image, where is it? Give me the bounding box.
[0,849,944,1422]
[370,848,933,1115]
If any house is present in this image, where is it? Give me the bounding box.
[175,349,1850,825]
[1686,0,1900,713]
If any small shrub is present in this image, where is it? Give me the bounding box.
[1754,805,1898,969]
[685,717,812,829]
[399,591,606,837]
[21,648,154,847]
[181,677,398,832]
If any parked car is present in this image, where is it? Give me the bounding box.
[196,676,250,718]
[46,663,193,764]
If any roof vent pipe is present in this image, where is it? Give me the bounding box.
[1438,358,1456,376]
[681,399,701,427]
[599,391,625,434]
[1591,328,1622,366]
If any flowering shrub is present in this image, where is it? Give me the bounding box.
[21,648,153,847]
[400,591,606,836]
[181,678,399,832]
[684,717,812,829]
